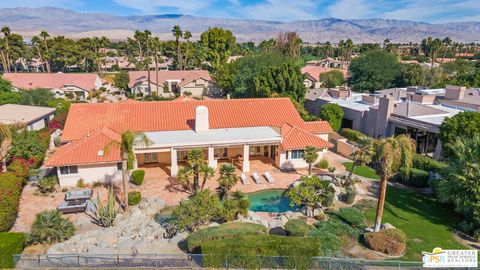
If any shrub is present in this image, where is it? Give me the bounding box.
[335,208,365,227]
[284,219,310,237]
[93,187,118,227]
[7,158,34,182]
[339,128,366,143]
[28,210,74,244]
[345,188,356,204]
[413,153,447,173]
[131,170,145,185]
[201,235,320,269]
[128,191,142,206]
[76,178,87,188]
[353,199,376,211]
[37,176,57,194]
[322,192,334,207]
[8,131,47,167]
[396,167,430,187]
[186,222,267,253]
[314,219,362,239]
[0,232,25,268]
[364,228,406,256]
[0,173,22,232]
[316,159,329,169]
[307,230,341,256]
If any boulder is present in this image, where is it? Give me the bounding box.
[115,239,137,254]
[283,211,304,220]
[86,245,116,254]
[382,223,396,230]
[102,230,119,246]
[313,208,324,217]
[73,215,91,228]
[207,222,220,228]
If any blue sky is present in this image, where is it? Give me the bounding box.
[2,0,479,23]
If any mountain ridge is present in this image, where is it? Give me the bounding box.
[1,7,479,43]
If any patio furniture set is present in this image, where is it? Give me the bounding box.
[240,171,275,185]
[57,189,93,214]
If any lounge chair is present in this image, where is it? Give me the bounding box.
[241,173,249,185]
[252,172,263,184]
[264,172,275,183]
[57,200,87,214]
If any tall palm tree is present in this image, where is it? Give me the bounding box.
[172,25,183,70]
[183,31,192,69]
[441,37,452,63]
[99,36,110,74]
[345,138,375,185]
[303,146,319,176]
[217,163,238,200]
[0,124,12,172]
[30,36,44,72]
[200,164,215,191]
[39,31,51,73]
[105,130,149,210]
[1,26,11,72]
[372,135,415,232]
[151,37,162,94]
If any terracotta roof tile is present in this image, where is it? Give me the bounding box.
[281,123,333,150]
[3,73,99,91]
[301,66,348,82]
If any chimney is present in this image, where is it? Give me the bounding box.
[445,85,466,100]
[195,106,209,132]
[374,96,395,137]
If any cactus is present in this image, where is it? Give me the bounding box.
[93,186,118,227]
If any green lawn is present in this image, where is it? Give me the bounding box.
[343,162,380,180]
[364,186,466,261]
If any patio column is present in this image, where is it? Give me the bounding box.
[171,148,178,177]
[242,144,250,172]
[207,146,217,169]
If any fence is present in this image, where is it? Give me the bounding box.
[12,253,439,269]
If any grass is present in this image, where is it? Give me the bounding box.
[364,186,466,261]
[343,162,380,180]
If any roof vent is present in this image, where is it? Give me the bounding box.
[98,150,104,157]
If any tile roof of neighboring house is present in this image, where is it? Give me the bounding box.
[280,124,333,150]
[128,70,212,88]
[61,97,333,141]
[0,104,55,125]
[301,66,348,82]
[3,73,99,91]
[44,127,121,167]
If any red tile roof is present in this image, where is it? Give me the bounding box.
[62,97,332,141]
[128,70,212,88]
[281,124,333,150]
[45,127,121,167]
[301,66,348,82]
[3,73,100,91]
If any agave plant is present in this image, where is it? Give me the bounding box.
[93,187,119,227]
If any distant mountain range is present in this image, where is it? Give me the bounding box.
[1,7,480,43]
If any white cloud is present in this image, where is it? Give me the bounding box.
[238,0,317,21]
[0,0,78,9]
[113,0,213,14]
[325,0,376,19]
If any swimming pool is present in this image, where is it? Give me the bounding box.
[247,189,299,212]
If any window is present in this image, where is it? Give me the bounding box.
[60,166,78,175]
[117,162,123,170]
[290,150,304,159]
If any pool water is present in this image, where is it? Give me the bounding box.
[247,189,299,212]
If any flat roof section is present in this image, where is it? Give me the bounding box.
[0,104,55,125]
[139,126,282,149]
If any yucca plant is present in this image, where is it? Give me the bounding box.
[93,187,119,227]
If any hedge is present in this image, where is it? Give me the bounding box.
[187,222,267,253]
[316,159,329,169]
[339,128,366,143]
[201,235,320,269]
[395,167,430,187]
[412,154,447,173]
[0,173,22,232]
[0,232,25,268]
[284,219,310,237]
[128,191,142,206]
[364,228,406,256]
[131,170,145,185]
[335,208,365,227]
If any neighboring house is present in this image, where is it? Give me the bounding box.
[0,104,55,131]
[301,66,348,89]
[3,73,102,100]
[101,56,172,72]
[305,86,473,158]
[128,70,216,97]
[44,98,333,187]
[305,57,344,68]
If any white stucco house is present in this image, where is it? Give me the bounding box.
[44,97,333,187]
[0,104,55,131]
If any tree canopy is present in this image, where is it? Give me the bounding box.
[318,103,344,132]
[319,70,345,88]
[200,27,236,70]
[439,112,480,156]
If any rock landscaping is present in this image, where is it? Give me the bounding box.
[47,197,185,255]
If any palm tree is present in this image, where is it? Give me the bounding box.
[105,130,149,210]
[372,135,415,232]
[39,31,51,73]
[345,138,375,186]
[430,38,443,66]
[172,25,183,70]
[200,164,215,191]
[176,148,206,193]
[1,26,11,72]
[0,124,12,172]
[30,36,44,72]
[99,36,110,74]
[303,146,319,176]
[441,37,452,63]
[183,31,192,69]
[151,37,162,94]
[217,163,239,200]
